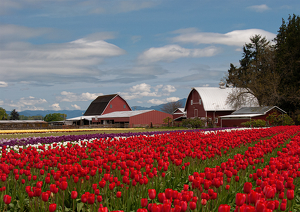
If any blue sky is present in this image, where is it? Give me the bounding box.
[0,0,299,112]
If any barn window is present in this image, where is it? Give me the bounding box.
[124,105,126,108]
[215,118,218,123]
[199,99,202,105]
[191,100,193,105]
[110,105,112,108]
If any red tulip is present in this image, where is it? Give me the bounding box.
[141,198,148,207]
[3,195,11,204]
[280,202,286,211]
[49,203,57,212]
[59,181,68,190]
[71,191,78,199]
[87,194,95,204]
[218,204,230,212]
[165,188,173,199]
[243,182,252,194]
[42,192,49,202]
[189,201,196,210]
[116,191,122,198]
[158,193,166,203]
[287,189,294,200]
[98,207,108,212]
[148,189,156,200]
[235,193,246,206]
[97,195,103,203]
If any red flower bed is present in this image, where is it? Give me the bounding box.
[0,126,299,211]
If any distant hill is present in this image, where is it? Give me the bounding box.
[132,98,187,112]
[8,98,187,119]
[8,110,86,119]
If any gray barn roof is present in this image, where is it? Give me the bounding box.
[232,106,286,115]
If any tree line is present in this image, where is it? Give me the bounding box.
[0,107,66,122]
[225,14,300,124]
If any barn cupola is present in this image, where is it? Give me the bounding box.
[219,81,226,89]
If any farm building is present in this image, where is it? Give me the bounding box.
[91,110,172,128]
[67,110,172,128]
[184,84,258,126]
[67,93,172,128]
[219,106,286,127]
[84,94,131,116]
[173,108,187,122]
[0,120,48,130]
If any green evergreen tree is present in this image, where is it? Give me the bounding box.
[275,14,300,116]
[10,109,20,120]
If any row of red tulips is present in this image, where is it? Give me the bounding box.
[0,126,299,211]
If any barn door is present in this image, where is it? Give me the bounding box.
[194,109,198,117]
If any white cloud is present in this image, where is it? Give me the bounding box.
[1,0,158,16]
[119,83,177,100]
[147,99,165,105]
[71,104,81,110]
[0,24,53,41]
[129,83,151,93]
[0,81,8,87]
[166,97,180,102]
[50,103,61,111]
[2,96,47,111]
[58,91,103,102]
[162,85,176,93]
[0,35,126,83]
[138,45,220,63]
[147,97,180,105]
[172,29,276,47]
[247,4,270,12]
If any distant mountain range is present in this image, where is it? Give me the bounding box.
[9,98,187,119]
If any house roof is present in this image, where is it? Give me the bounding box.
[97,110,154,118]
[232,106,286,115]
[67,110,154,121]
[173,108,186,114]
[220,106,286,119]
[0,120,47,124]
[219,114,263,119]
[84,94,131,116]
[185,87,259,111]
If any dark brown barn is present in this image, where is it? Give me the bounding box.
[84,94,131,116]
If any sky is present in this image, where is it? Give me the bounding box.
[0,0,299,112]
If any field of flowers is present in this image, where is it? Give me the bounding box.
[0,126,300,212]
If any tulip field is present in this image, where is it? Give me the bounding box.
[1,126,300,212]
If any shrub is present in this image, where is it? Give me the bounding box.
[182,118,205,128]
[241,119,266,127]
[266,112,295,126]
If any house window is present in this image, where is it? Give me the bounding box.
[110,105,112,108]
[124,105,126,109]
[191,100,193,105]
[215,118,218,123]
[199,99,202,105]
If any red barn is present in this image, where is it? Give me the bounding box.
[84,94,131,116]
[220,106,286,127]
[184,86,258,126]
[93,110,172,128]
